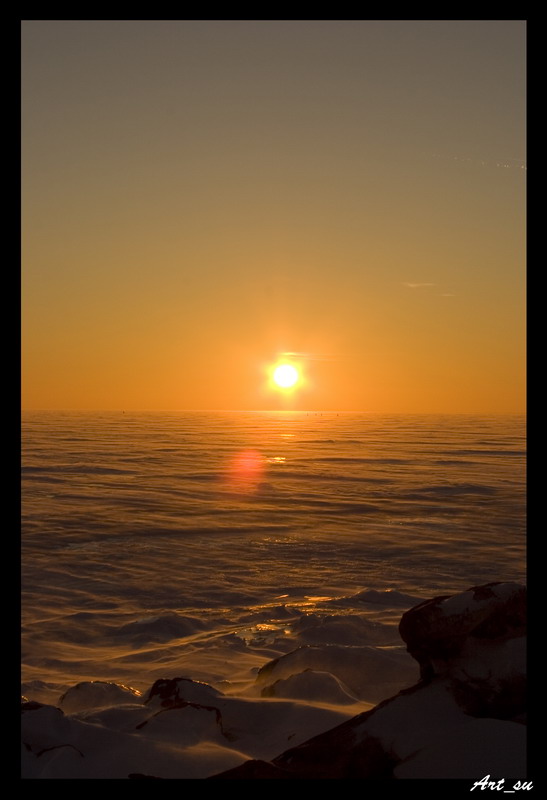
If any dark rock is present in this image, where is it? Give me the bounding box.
[139,680,229,738]
[450,672,526,720]
[398,582,526,681]
[143,677,222,708]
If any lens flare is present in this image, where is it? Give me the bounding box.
[225,449,264,493]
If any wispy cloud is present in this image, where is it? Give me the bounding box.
[432,153,526,171]
[279,352,338,362]
[402,282,456,297]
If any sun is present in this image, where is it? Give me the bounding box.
[273,363,300,389]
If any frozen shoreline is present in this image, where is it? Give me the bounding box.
[22,583,526,780]
[22,588,423,707]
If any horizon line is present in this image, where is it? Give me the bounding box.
[21,407,526,415]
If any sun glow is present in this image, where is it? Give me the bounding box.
[273,364,299,388]
[264,358,307,402]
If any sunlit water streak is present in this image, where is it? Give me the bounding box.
[21,411,525,697]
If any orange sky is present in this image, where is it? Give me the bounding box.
[22,20,526,412]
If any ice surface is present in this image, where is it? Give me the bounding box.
[21,411,526,778]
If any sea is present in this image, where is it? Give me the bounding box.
[21,410,526,706]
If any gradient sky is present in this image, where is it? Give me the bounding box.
[22,20,526,412]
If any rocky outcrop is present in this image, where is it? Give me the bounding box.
[398,582,526,681]
[210,582,527,780]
